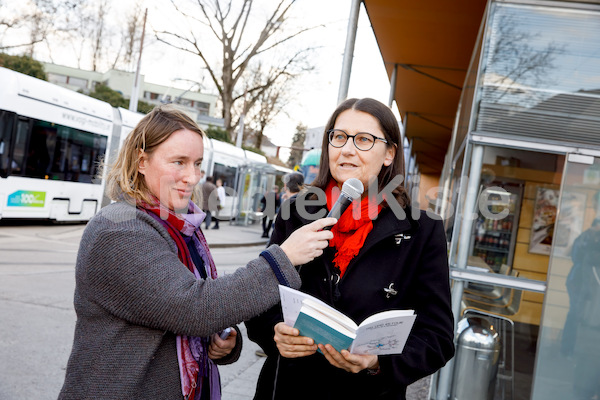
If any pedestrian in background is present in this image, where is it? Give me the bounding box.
[212,178,226,229]
[259,185,280,238]
[58,104,336,400]
[201,176,217,230]
[246,98,454,400]
[281,172,305,202]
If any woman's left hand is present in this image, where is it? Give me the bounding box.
[318,344,379,373]
[208,329,238,360]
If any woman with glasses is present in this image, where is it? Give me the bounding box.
[246,98,454,400]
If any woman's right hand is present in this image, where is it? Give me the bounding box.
[279,218,336,266]
[274,322,318,358]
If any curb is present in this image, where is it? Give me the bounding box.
[209,240,269,249]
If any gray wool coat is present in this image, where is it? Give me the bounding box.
[58,201,300,399]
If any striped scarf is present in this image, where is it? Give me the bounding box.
[138,198,219,400]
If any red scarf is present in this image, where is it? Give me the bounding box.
[326,180,382,277]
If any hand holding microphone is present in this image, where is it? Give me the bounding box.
[280,217,337,266]
[323,178,364,230]
[279,179,363,265]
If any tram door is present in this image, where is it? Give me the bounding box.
[233,163,275,225]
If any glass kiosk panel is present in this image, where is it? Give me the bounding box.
[531,154,600,400]
[450,145,565,400]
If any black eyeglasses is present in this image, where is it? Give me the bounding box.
[327,129,388,151]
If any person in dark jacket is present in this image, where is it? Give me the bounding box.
[246,98,454,400]
[259,185,281,238]
[281,172,305,202]
[201,176,217,229]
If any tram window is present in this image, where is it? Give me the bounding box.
[0,111,16,177]
[47,123,106,183]
[11,119,30,175]
[212,163,237,189]
[10,116,107,183]
[25,124,55,178]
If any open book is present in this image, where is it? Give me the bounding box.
[279,285,416,355]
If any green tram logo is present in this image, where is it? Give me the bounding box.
[7,190,46,207]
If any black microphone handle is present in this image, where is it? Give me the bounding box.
[322,193,354,230]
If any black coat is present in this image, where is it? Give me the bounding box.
[246,194,455,400]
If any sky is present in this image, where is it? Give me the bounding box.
[136,0,398,157]
[2,0,398,160]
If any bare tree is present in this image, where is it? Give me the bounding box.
[121,1,144,70]
[83,1,148,72]
[0,0,54,53]
[60,1,92,68]
[0,0,118,72]
[245,63,295,149]
[89,0,110,71]
[26,4,47,56]
[155,0,318,141]
[288,123,306,168]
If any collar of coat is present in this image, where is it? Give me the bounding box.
[290,190,420,245]
[287,191,422,286]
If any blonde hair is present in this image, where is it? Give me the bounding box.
[105,104,205,205]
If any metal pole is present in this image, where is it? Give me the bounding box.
[236,89,247,148]
[236,113,245,148]
[388,63,398,107]
[337,0,361,104]
[438,160,452,217]
[405,124,411,178]
[435,143,484,400]
[129,8,147,112]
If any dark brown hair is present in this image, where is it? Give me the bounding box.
[311,98,410,208]
[284,172,305,194]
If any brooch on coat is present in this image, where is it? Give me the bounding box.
[384,282,398,298]
[394,233,411,245]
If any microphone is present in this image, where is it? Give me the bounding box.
[324,178,364,229]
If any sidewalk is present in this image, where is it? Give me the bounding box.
[202,218,269,248]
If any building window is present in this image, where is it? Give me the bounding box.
[67,76,88,90]
[47,73,68,85]
[195,101,210,116]
[145,92,159,100]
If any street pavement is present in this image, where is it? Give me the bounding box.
[0,218,430,400]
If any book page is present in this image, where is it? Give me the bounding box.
[298,304,357,339]
[360,309,415,326]
[301,298,358,333]
[350,311,416,355]
[294,306,355,353]
[279,285,332,327]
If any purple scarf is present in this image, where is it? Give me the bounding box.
[138,198,220,400]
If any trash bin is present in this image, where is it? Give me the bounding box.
[451,316,501,400]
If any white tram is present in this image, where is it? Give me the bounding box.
[0,67,291,223]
